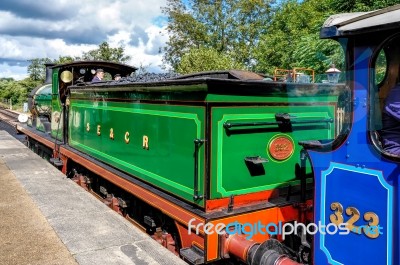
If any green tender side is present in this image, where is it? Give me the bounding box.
[210,104,334,198]
[68,81,346,206]
[68,99,206,205]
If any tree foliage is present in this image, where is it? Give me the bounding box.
[254,0,336,74]
[8,41,132,108]
[27,42,131,82]
[176,47,245,74]
[27,58,52,81]
[55,55,77,64]
[327,0,400,12]
[0,78,41,107]
[163,0,400,76]
[81,42,131,63]
[5,1,400,108]
[162,0,274,72]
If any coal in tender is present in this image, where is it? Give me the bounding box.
[111,73,181,84]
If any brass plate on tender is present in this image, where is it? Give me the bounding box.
[60,70,73,83]
[268,135,294,161]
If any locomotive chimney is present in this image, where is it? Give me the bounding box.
[44,63,55,84]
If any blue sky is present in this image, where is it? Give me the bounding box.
[0,0,169,80]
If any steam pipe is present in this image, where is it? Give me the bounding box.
[275,256,304,265]
[224,233,258,262]
[224,234,303,265]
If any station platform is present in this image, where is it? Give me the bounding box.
[0,130,188,265]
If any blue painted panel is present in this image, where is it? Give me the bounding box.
[314,162,392,265]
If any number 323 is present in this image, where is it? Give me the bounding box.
[330,202,381,239]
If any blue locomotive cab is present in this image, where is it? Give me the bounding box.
[302,5,400,265]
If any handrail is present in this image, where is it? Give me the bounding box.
[224,118,333,129]
[273,67,315,83]
[273,68,290,81]
[293,67,315,82]
[193,138,205,201]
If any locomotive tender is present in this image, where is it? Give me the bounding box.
[19,5,400,265]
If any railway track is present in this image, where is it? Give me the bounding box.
[0,106,19,121]
[0,107,26,141]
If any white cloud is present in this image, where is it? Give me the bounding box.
[0,37,23,58]
[0,0,170,80]
[0,63,29,80]
[145,26,169,55]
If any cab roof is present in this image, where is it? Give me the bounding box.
[320,4,400,38]
[52,60,137,77]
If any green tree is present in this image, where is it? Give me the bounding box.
[81,42,131,63]
[26,42,131,82]
[27,56,78,82]
[328,0,400,12]
[291,35,344,75]
[176,47,245,74]
[0,77,40,107]
[0,77,14,82]
[27,58,52,81]
[254,0,336,75]
[54,55,77,64]
[162,0,274,71]
[162,0,210,69]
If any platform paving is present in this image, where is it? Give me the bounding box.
[0,130,188,265]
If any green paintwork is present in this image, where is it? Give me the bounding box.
[27,117,33,127]
[210,105,334,198]
[34,84,52,115]
[68,99,205,205]
[65,80,346,206]
[50,70,64,140]
[32,83,52,133]
[35,117,47,133]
